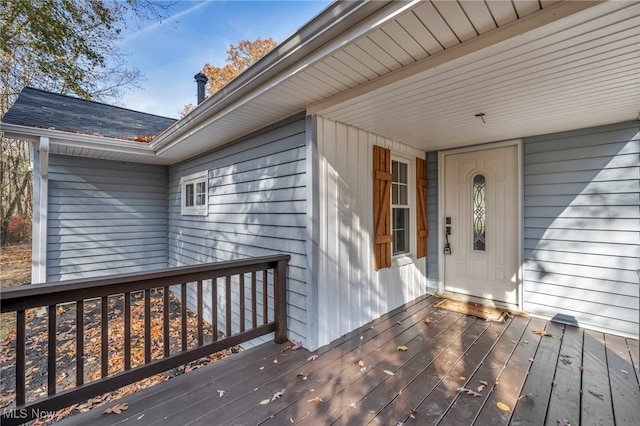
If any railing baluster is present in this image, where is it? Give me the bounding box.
[144,290,151,363]
[239,274,245,333]
[251,271,257,328]
[124,292,131,370]
[263,270,268,324]
[48,305,56,395]
[16,309,25,405]
[274,260,288,343]
[197,280,203,346]
[76,300,84,385]
[163,286,170,357]
[211,279,218,341]
[225,276,232,338]
[181,283,187,351]
[101,296,108,378]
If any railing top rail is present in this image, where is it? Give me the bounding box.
[1,254,290,313]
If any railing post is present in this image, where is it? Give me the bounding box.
[274,259,288,343]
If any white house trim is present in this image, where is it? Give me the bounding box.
[31,136,49,284]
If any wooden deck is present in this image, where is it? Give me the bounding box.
[61,295,639,425]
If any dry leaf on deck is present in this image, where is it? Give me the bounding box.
[358,360,365,368]
[457,387,482,397]
[384,370,395,376]
[292,341,303,350]
[496,402,510,412]
[459,376,466,381]
[588,390,604,400]
[296,372,309,380]
[396,321,402,326]
[217,390,225,398]
[307,354,318,361]
[271,389,285,401]
[477,384,485,392]
[103,403,128,415]
[307,397,323,403]
[558,419,571,426]
[397,345,408,352]
[424,319,431,325]
[533,329,552,337]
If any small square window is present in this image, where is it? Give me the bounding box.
[181,171,208,216]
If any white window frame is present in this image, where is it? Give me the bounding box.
[180,171,208,216]
[390,155,416,261]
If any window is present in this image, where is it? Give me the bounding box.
[472,174,486,251]
[392,159,410,255]
[181,171,208,216]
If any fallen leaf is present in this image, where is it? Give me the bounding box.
[384,370,395,376]
[459,376,466,381]
[308,397,323,403]
[397,345,408,352]
[533,329,552,337]
[558,419,571,426]
[103,403,128,415]
[273,358,278,364]
[307,354,318,361]
[396,321,402,326]
[518,393,537,400]
[588,390,604,400]
[217,389,225,398]
[360,336,364,341]
[358,360,365,368]
[477,384,485,392]
[480,380,488,386]
[496,402,510,412]
[259,366,265,370]
[296,372,309,380]
[292,341,303,350]
[271,389,285,401]
[409,409,416,419]
[424,319,431,325]
[290,417,294,423]
[529,358,534,362]
[457,387,482,397]
[349,402,357,408]
[621,369,628,374]
[259,399,270,405]
[560,358,572,366]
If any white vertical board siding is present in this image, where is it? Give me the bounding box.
[47,155,168,281]
[523,121,639,338]
[315,116,428,348]
[168,116,308,345]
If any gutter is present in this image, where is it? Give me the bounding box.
[0,122,157,158]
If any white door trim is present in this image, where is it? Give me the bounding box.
[437,139,523,311]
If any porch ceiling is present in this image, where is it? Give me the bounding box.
[311,0,640,151]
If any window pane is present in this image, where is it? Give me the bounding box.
[392,161,398,182]
[195,181,206,206]
[399,185,408,205]
[399,162,407,184]
[185,183,194,207]
[473,174,486,251]
[392,207,409,255]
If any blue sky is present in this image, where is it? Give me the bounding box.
[118,0,331,118]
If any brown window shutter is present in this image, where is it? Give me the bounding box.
[373,145,392,270]
[416,157,428,258]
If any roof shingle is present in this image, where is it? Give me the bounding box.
[1,87,177,141]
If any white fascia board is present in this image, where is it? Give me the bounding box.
[0,122,156,158]
[150,0,419,158]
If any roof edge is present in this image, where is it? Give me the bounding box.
[0,122,157,157]
[149,0,397,153]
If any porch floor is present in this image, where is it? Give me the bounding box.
[61,295,639,425]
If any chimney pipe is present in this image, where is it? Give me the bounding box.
[194,72,208,104]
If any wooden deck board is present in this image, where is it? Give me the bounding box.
[510,321,564,426]
[544,325,583,426]
[582,330,615,426]
[57,296,640,426]
[604,334,640,425]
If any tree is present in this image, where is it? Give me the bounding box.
[180,37,276,116]
[0,0,171,245]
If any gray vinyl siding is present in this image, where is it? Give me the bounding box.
[523,121,639,338]
[426,151,439,293]
[168,115,308,345]
[47,155,168,281]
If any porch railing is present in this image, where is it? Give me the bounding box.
[0,254,289,425]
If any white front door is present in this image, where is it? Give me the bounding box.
[442,144,519,306]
